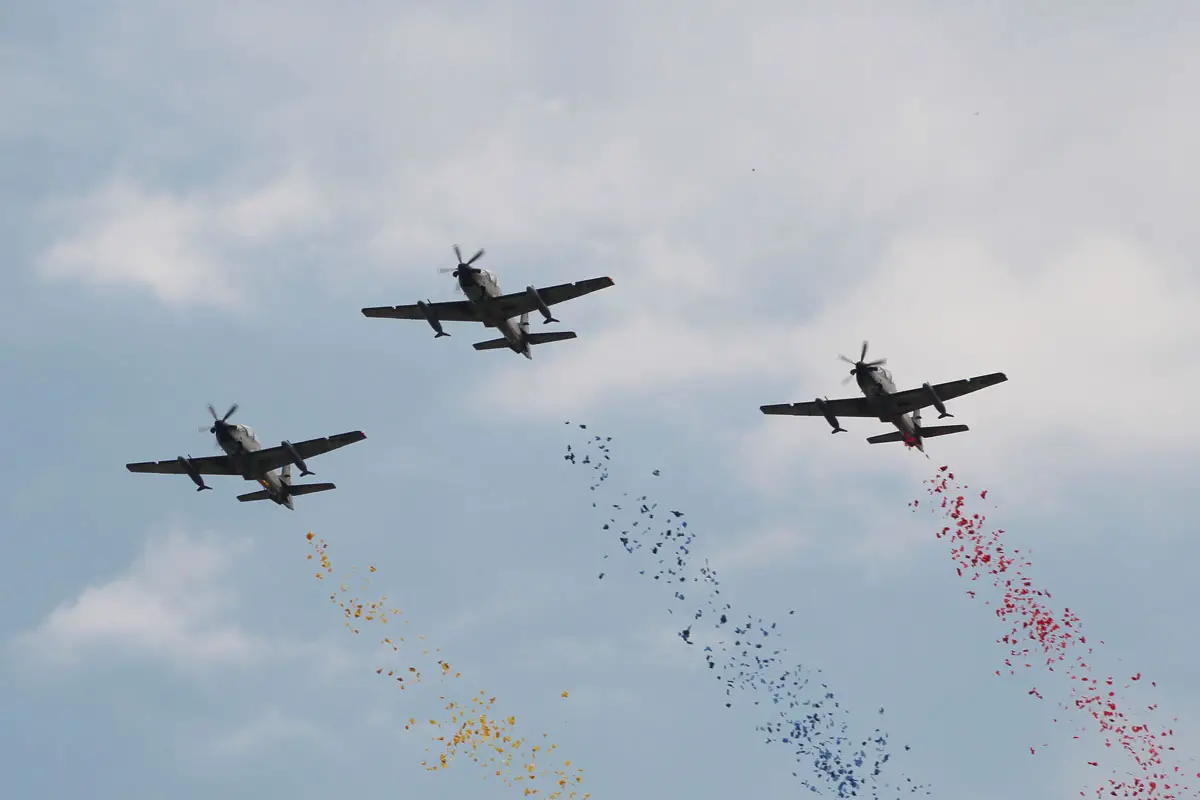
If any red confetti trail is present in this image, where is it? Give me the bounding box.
[914,468,1194,799]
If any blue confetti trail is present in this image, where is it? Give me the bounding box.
[562,424,929,797]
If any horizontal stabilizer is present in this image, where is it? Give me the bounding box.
[288,482,337,496]
[472,337,512,351]
[916,424,970,439]
[866,425,971,445]
[525,331,577,346]
[237,483,337,503]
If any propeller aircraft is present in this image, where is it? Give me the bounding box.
[361,245,614,359]
[760,341,1008,452]
[125,404,367,509]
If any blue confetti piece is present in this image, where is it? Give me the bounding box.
[563,427,930,797]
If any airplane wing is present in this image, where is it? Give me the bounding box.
[887,372,1009,414]
[760,397,876,417]
[493,277,615,318]
[361,300,477,321]
[126,454,238,475]
[251,431,367,472]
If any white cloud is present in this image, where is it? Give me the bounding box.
[38,181,223,307]
[37,170,328,309]
[476,225,1200,496]
[728,231,1200,491]
[219,170,328,242]
[29,4,1200,322]
[14,530,267,670]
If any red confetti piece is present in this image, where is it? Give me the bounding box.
[917,469,1194,799]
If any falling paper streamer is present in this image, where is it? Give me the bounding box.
[913,468,1197,799]
[305,533,589,798]
[562,423,927,798]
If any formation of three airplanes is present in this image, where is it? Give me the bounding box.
[127,245,1009,509]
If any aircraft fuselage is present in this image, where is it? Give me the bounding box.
[855,367,923,451]
[213,423,293,508]
[458,269,534,359]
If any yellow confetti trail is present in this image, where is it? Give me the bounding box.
[305,533,589,799]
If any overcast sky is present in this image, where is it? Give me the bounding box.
[3,2,1199,799]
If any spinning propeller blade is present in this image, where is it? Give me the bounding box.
[839,340,886,379]
[207,403,238,433]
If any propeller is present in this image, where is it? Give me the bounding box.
[206,403,238,434]
[839,340,887,384]
[437,244,486,278]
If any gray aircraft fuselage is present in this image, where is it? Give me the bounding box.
[855,366,924,450]
[213,422,295,508]
[458,268,535,359]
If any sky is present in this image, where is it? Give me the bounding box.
[3,1,1200,798]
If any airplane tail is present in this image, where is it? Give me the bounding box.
[237,482,336,502]
[524,331,577,346]
[866,432,909,445]
[472,331,577,351]
[916,424,970,439]
[287,482,337,496]
[473,338,514,351]
[866,425,970,445]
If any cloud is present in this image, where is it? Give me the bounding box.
[37,170,328,309]
[730,231,1200,490]
[27,3,1200,324]
[14,529,268,670]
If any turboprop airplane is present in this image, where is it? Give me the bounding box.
[759,341,1008,452]
[361,245,614,359]
[125,404,366,509]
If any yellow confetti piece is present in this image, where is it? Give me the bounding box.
[306,533,588,798]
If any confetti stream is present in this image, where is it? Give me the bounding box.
[305,532,589,798]
[563,428,928,797]
[913,469,1196,799]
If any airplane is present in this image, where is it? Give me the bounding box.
[759,341,1008,452]
[361,245,615,359]
[125,404,367,509]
